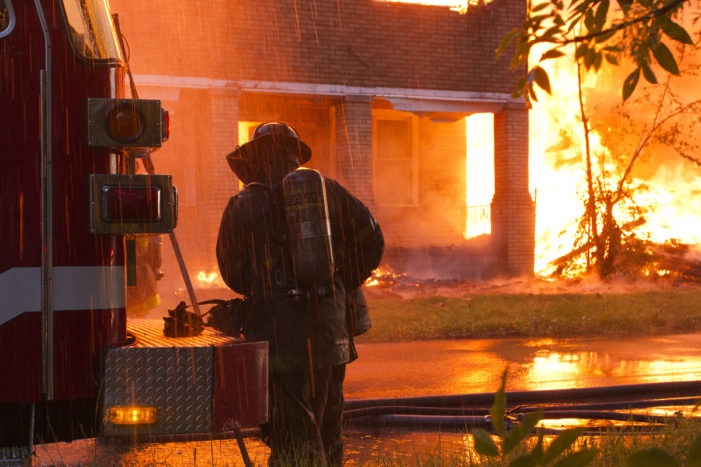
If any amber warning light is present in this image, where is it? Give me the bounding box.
[108,406,157,425]
[86,98,169,148]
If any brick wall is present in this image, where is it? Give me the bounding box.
[334,95,374,205]
[110,0,524,94]
[491,104,535,276]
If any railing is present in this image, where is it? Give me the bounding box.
[465,204,491,239]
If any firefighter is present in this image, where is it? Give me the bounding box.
[214,122,383,466]
[126,234,163,316]
[127,159,164,317]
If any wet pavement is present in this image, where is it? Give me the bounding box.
[345,332,701,399]
[33,332,701,466]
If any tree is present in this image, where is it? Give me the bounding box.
[550,48,701,278]
[499,0,697,103]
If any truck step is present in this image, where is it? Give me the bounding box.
[0,446,31,466]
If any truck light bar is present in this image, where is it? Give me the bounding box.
[89,174,177,234]
[108,406,158,425]
[101,185,162,223]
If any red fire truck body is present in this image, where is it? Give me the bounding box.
[1,0,129,406]
[0,0,266,450]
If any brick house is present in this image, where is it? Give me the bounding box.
[110,0,535,280]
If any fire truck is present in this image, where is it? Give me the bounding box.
[0,0,266,460]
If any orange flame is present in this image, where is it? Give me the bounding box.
[196,270,225,288]
[529,39,701,275]
[379,0,489,13]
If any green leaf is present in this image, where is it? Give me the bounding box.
[490,369,507,436]
[584,9,596,31]
[688,433,701,467]
[603,45,623,52]
[530,2,550,12]
[543,427,585,464]
[533,66,552,94]
[575,42,589,61]
[497,30,519,57]
[605,53,619,65]
[541,48,565,60]
[508,454,538,467]
[502,409,544,455]
[616,0,632,12]
[593,0,609,32]
[520,410,544,436]
[528,83,538,102]
[503,426,525,455]
[653,41,680,75]
[472,429,500,457]
[540,25,563,42]
[625,448,679,467]
[513,76,528,98]
[552,449,598,467]
[593,50,603,70]
[622,67,640,100]
[642,63,657,84]
[661,20,694,45]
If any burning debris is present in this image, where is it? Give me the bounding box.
[196,270,226,288]
[550,232,701,283]
[365,266,420,288]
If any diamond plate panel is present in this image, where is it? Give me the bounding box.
[102,346,213,436]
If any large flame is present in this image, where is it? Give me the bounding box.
[460,24,701,275]
[529,40,701,275]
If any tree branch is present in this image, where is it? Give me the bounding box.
[536,0,689,45]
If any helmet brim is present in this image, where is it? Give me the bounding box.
[226,133,312,181]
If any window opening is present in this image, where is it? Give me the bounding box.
[464,113,494,238]
[61,0,122,60]
[0,0,15,38]
[373,110,419,206]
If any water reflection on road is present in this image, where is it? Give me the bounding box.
[34,333,701,466]
[346,333,701,399]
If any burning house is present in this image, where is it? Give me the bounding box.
[109,0,534,281]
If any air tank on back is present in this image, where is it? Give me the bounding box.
[282,168,335,286]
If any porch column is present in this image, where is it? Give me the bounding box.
[334,94,374,206]
[491,102,535,277]
[203,87,241,267]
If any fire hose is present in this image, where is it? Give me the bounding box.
[126,381,701,445]
[342,380,701,434]
[162,299,246,338]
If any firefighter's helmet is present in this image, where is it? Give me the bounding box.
[226,122,311,182]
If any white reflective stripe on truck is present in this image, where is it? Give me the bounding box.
[0,266,125,326]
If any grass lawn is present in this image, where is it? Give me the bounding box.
[359,288,701,343]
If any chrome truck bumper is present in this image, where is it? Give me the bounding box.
[101,319,267,437]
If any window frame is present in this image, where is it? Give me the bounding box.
[59,0,122,62]
[372,109,420,207]
[0,0,16,39]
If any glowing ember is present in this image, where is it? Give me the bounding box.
[365,266,416,287]
[379,0,489,13]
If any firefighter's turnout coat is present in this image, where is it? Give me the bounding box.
[216,177,383,372]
